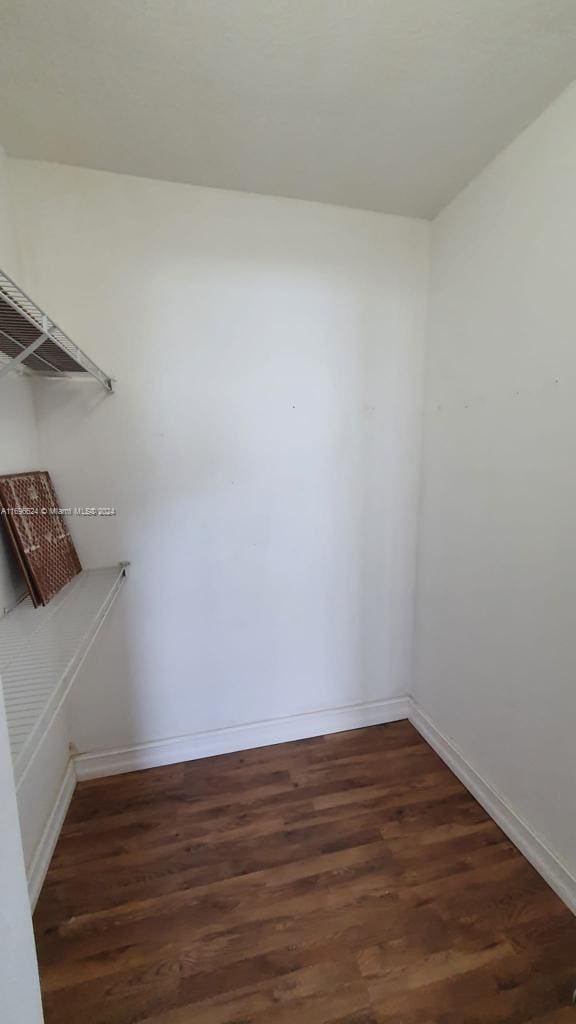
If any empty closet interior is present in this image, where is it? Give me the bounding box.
[1,5,576,1023]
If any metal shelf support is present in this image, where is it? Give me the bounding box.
[0,269,114,392]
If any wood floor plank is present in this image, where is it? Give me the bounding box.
[34,721,576,1023]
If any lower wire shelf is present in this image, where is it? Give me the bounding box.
[0,564,127,788]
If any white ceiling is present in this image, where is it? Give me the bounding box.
[1,1,575,218]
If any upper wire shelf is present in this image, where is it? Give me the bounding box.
[0,268,113,392]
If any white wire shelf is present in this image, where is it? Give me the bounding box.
[0,565,127,788]
[0,268,113,392]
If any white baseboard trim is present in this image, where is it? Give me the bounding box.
[74,696,410,781]
[27,758,76,910]
[40,697,576,921]
[409,699,576,916]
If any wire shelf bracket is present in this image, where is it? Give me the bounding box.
[0,269,114,392]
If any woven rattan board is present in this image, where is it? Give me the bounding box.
[0,472,82,606]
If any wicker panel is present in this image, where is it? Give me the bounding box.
[0,472,82,606]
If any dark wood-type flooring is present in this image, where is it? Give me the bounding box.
[34,721,576,1023]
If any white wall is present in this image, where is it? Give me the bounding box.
[0,707,44,1023]
[0,375,41,616]
[415,82,576,878]
[0,145,44,1024]
[0,145,40,615]
[8,161,429,753]
[0,144,73,896]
